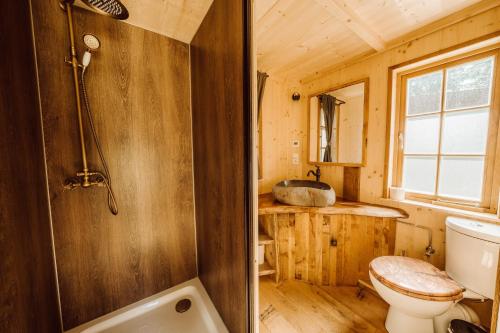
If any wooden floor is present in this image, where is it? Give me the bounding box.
[259,277,389,333]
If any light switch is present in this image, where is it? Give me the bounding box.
[291,140,300,148]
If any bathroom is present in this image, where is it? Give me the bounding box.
[1,0,500,333]
[256,0,500,333]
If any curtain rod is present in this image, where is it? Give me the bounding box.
[319,94,346,105]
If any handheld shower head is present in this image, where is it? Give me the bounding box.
[82,34,100,68]
[80,0,129,20]
[83,34,100,51]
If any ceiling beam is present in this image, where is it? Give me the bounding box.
[313,0,386,51]
[385,0,500,49]
[302,0,500,84]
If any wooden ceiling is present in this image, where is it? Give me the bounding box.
[256,0,497,82]
[75,0,214,43]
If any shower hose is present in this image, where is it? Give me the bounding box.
[81,68,119,215]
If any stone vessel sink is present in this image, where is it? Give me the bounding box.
[272,180,336,207]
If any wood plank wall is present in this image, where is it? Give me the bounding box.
[343,167,361,201]
[0,1,61,331]
[190,0,250,332]
[258,77,345,196]
[258,78,310,194]
[30,1,197,329]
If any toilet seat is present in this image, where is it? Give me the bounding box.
[369,256,463,302]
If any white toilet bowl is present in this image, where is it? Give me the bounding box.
[370,272,455,333]
[369,255,463,333]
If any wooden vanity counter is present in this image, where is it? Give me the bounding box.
[258,193,408,218]
[258,193,408,287]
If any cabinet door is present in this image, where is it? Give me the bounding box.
[340,216,396,285]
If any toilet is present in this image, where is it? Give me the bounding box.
[369,216,500,333]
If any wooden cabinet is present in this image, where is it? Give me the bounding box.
[258,194,407,287]
[259,213,397,286]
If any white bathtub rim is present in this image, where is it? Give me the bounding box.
[65,277,228,333]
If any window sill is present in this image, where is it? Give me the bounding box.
[378,197,500,225]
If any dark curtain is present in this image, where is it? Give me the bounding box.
[319,94,336,162]
[257,71,269,121]
[257,71,268,178]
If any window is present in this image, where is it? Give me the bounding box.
[392,49,500,211]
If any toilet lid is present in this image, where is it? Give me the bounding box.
[369,256,464,302]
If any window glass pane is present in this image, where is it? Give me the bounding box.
[406,71,443,115]
[404,114,440,154]
[438,156,485,201]
[445,57,494,110]
[403,156,437,194]
[441,109,489,154]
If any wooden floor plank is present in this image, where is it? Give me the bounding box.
[320,285,388,330]
[259,277,388,333]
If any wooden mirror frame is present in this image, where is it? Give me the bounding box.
[307,77,369,167]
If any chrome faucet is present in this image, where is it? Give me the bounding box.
[307,165,321,182]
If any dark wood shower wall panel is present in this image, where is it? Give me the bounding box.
[30,1,197,329]
[190,0,250,332]
[0,1,61,332]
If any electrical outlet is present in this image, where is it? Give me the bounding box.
[292,153,299,165]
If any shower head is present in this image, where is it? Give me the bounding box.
[83,34,101,52]
[80,0,129,20]
[81,34,100,68]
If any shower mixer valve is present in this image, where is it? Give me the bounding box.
[64,171,109,190]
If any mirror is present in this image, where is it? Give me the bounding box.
[308,78,368,166]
